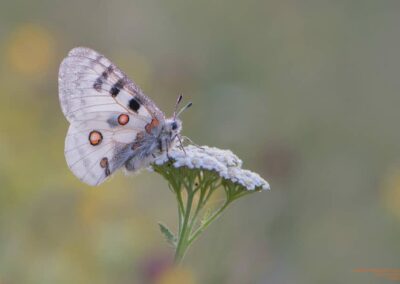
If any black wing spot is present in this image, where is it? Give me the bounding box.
[93,78,102,92]
[110,86,120,97]
[103,65,113,79]
[93,66,113,92]
[100,157,108,168]
[128,98,141,113]
[110,79,124,97]
[100,157,111,176]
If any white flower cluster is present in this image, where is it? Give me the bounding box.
[154,145,270,191]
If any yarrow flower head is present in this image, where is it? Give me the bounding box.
[152,145,270,264]
[154,145,270,191]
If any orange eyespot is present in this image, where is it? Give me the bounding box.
[89,130,103,146]
[118,114,130,125]
[145,118,160,134]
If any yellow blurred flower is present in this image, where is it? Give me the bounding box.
[156,266,196,284]
[6,23,55,75]
[79,188,104,226]
[382,167,400,219]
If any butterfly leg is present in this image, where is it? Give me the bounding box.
[175,134,187,155]
[166,144,171,160]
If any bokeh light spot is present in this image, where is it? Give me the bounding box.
[382,168,400,219]
[6,23,55,75]
[156,266,196,284]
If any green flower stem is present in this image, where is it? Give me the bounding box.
[187,200,230,247]
[188,181,215,230]
[174,184,195,264]
[153,163,261,265]
[174,182,227,264]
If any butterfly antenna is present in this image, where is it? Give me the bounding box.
[173,94,183,120]
[177,102,193,117]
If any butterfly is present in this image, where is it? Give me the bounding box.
[59,47,191,186]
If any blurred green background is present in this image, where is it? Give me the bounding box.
[1,0,400,283]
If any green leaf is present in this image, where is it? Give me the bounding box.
[158,222,177,248]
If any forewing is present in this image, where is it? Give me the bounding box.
[59,47,165,124]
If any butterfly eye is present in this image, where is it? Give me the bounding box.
[89,130,103,146]
[118,114,130,125]
[171,122,178,130]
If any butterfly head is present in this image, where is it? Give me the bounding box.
[165,117,183,136]
[170,94,192,133]
[161,95,192,151]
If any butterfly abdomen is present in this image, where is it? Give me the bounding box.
[124,132,161,171]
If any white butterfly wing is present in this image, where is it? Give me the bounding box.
[59,47,164,185]
[64,117,138,186]
[59,47,164,122]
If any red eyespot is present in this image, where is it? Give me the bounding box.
[118,114,130,125]
[145,118,160,134]
[89,130,103,146]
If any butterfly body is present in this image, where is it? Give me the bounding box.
[124,118,182,171]
[59,47,183,186]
